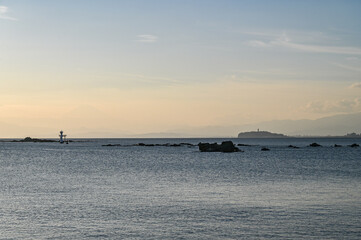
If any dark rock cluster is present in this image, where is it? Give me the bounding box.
[102,141,359,152]
[288,145,299,149]
[12,137,57,143]
[198,141,239,153]
[309,142,322,147]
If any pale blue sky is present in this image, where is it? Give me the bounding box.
[1,0,361,136]
[2,1,361,85]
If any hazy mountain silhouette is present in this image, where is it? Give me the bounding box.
[244,112,361,136]
[129,132,188,138]
[170,112,361,137]
[0,121,55,138]
[1,112,360,138]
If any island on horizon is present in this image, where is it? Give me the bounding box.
[237,130,361,138]
[238,129,289,138]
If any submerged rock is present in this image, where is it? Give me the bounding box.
[136,143,155,146]
[180,143,195,146]
[198,141,239,153]
[288,145,299,149]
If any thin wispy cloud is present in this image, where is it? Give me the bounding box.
[248,40,272,48]
[332,63,361,72]
[0,5,17,21]
[247,32,361,55]
[233,30,279,38]
[122,73,181,85]
[232,68,300,77]
[136,35,158,43]
[275,41,361,55]
[305,98,361,113]
[241,30,332,42]
[350,82,361,89]
[346,57,359,61]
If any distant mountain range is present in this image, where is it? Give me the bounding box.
[1,112,360,138]
[241,112,361,136]
[165,112,361,137]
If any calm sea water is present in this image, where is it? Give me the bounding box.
[0,138,360,239]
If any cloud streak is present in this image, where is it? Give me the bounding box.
[247,32,361,55]
[350,82,361,89]
[121,73,181,85]
[0,6,17,21]
[332,63,361,72]
[136,34,158,43]
[305,98,361,113]
[275,41,361,55]
[248,40,272,48]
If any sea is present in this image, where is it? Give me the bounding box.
[0,138,360,239]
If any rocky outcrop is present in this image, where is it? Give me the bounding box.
[288,145,299,149]
[12,137,57,143]
[198,141,239,153]
[102,143,196,147]
[309,142,321,147]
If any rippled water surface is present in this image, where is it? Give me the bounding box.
[1,138,360,239]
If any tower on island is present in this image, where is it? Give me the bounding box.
[59,130,67,144]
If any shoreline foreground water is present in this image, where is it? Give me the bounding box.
[0,137,360,239]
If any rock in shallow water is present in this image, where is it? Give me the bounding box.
[309,142,322,147]
[288,145,299,149]
[198,141,239,153]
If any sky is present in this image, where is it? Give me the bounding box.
[1,0,361,137]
